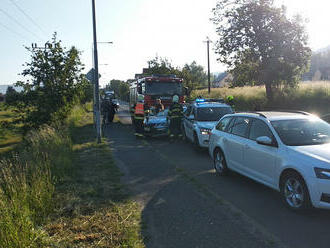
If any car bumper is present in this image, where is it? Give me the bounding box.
[144,126,168,137]
[308,177,330,209]
[198,134,210,148]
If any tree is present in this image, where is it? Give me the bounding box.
[212,0,311,100]
[146,56,179,75]
[181,61,208,92]
[10,33,84,128]
[106,79,130,101]
[4,86,19,104]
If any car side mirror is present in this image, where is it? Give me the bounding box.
[256,136,273,146]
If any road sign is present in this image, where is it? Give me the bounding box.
[86,68,101,83]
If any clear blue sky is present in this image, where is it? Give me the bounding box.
[1,0,330,86]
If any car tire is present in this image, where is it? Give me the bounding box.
[181,125,187,142]
[213,149,228,176]
[280,171,312,211]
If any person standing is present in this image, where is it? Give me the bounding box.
[108,99,117,123]
[155,98,164,114]
[133,95,145,137]
[168,95,183,140]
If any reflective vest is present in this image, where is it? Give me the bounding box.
[168,103,183,119]
[134,103,144,115]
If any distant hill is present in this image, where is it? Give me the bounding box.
[0,85,23,94]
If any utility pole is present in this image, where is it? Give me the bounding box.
[204,37,212,94]
[91,0,101,143]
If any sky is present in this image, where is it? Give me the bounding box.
[1,0,330,86]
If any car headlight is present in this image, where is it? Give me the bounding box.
[200,128,211,135]
[314,167,330,179]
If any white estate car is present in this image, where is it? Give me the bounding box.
[182,100,233,148]
[208,111,330,211]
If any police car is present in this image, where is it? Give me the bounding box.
[182,99,233,148]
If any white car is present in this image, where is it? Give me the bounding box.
[208,111,330,211]
[182,100,233,148]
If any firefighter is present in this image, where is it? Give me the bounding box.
[226,95,235,110]
[155,98,164,114]
[168,95,183,140]
[134,95,145,137]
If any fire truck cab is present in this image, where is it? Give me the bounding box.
[129,74,185,110]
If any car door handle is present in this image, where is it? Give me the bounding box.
[245,144,251,150]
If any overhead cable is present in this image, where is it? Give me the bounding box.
[0,8,43,41]
[8,0,48,37]
[0,20,30,41]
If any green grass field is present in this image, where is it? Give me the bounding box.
[0,103,23,155]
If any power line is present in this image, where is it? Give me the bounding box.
[8,0,48,37]
[0,20,30,41]
[0,8,43,41]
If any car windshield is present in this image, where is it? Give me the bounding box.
[196,107,233,121]
[271,118,330,146]
[146,82,182,96]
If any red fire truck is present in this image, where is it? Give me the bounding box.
[129,74,185,110]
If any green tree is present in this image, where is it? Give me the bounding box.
[212,0,311,100]
[10,33,84,128]
[106,79,130,101]
[146,56,181,76]
[4,86,19,104]
[77,77,93,104]
[181,61,208,92]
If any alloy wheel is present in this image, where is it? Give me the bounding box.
[284,178,304,208]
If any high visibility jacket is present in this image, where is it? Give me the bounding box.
[168,103,183,119]
[134,102,145,120]
[135,103,144,115]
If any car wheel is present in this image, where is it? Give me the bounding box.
[181,125,187,142]
[213,149,228,176]
[280,172,311,211]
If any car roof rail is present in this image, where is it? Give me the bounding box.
[261,108,312,116]
[236,111,267,118]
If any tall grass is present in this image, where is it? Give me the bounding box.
[193,81,330,116]
[0,115,76,247]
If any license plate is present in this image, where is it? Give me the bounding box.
[144,127,150,131]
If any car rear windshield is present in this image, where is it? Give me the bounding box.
[271,119,330,146]
[196,107,233,121]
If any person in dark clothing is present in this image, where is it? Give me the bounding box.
[155,98,164,114]
[168,95,183,140]
[108,99,117,123]
[101,98,111,124]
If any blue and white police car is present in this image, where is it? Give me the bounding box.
[182,99,233,148]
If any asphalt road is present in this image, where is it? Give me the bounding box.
[106,103,330,248]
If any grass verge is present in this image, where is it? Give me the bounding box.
[45,106,144,247]
[0,104,144,248]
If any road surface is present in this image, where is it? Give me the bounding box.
[104,102,330,248]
